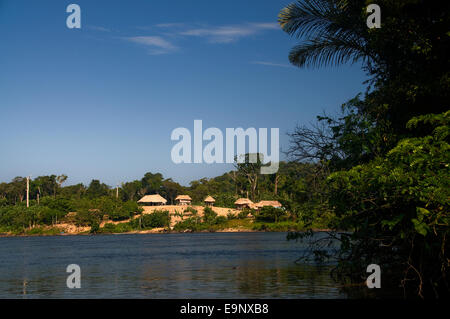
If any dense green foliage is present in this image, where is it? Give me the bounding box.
[130,210,171,229]
[0,205,63,231]
[280,0,449,298]
[327,112,449,297]
[89,210,170,234]
[255,206,287,223]
[203,207,218,223]
[0,194,142,232]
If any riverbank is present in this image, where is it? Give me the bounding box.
[0,221,329,238]
[0,205,331,238]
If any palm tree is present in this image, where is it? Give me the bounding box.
[55,174,68,197]
[278,0,376,68]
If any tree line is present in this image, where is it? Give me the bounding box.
[0,161,331,233]
[0,160,326,213]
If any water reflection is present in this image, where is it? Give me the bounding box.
[0,233,347,298]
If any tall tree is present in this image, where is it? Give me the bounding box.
[141,172,163,194]
[234,153,263,201]
[86,180,110,198]
[55,174,68,197]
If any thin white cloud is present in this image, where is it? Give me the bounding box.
[165,22,280,43]
[87,25,111,32]
[248,22,280,30]
[252,61,294,68]
[125,36,178,55]
[155,23,186,28]
[124,22,279,55]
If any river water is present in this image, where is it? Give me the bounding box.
[0,232,348,298]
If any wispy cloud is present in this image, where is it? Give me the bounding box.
[124,22,279,55]
[87,25,111,32]
[252,61,294,68]
[160,22,280,43]
[155,23,186,28]
[125,36,178,55]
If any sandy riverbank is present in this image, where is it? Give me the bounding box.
[0,205,330,237]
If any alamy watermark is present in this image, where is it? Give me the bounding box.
[367,4,381,29]
[366,264,381,288]
[171,120,279,174]
[66,264,81,289]
[66,4,81,29]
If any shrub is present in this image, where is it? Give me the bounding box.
[109,200,141,221]
[184,206,198,215]
[131,210,170,229]
[255,206,287,223]
[73,209,103,226]
[0,205,65,230]
[226,211,237,220]
[90,222,100,234]
[237,208,254,219]
[99,222,133,234]
[173,216,202,232]
[214,216,227,225]
[0,198,7,207]
[203,207,217,223]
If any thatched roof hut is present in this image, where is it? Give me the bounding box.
[204,195,216,207]
[235,198,253,205]
[255,200,283,209]
[175,195,192,201]
[138,194,167,206]
[234,198,254,210]
[175,195,192,206]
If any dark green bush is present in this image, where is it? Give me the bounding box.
[237,208,254,219]
[109,200,141,221]
[255,206,287,223]
[98,222,133,234]
[203,207,217,223]
[214,216,227,225]
[173,216,202,231]
[39,197,74,213]
[130,210,170,229]
[90,222,100,234]
[74,209,103,226]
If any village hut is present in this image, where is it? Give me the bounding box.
[175,195,192,206]
[204,196,216,207]
[255,200,283,210]
[138,194,167,206]
[234,198,254,210]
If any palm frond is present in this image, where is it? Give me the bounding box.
[279,0,371,68]
[289,35,367,68]
[279,0,344,38]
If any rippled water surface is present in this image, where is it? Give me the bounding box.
[0,232,347,298]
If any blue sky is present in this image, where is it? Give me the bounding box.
[0,0,367,186]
